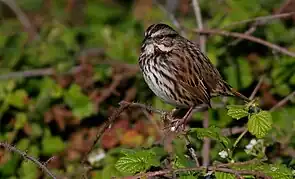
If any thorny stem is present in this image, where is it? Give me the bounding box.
[0,142,57,179]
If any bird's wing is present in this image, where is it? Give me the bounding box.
[168,48,211,106]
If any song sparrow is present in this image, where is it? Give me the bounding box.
[139,23,249,128]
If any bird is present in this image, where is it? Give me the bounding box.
[138,23,249,129]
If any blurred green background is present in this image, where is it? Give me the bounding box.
[0,0,295,178]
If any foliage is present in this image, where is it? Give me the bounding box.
[0,0,295,179]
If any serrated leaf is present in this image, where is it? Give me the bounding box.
[215,172,235,179]
[227,105,249,120]
[115,150,160,174]
[248,111,272,138]
[263,164,294,179]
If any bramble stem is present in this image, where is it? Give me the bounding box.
[233,129,248,148]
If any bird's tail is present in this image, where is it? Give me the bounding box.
[218,80,250,102]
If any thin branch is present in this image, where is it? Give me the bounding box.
[222,12,295,29]
[121,165,271,179]
[201,111,210,166]
[225,12,295,46]
[191,28,295,57]
[0,142,57,179]
[0,48,138,81]
[249,76,264,100]
[184,135,200,167]
[270,90,295,112]
[153,0,186,37]
[216,159,262,168]
[233,129,248,148]
[192,0,210,167]
[44,156,56,166]
[221,126,246,136]
[0,0,39,40]
[121,101,167,115]
[82,101,131,164]
[192,0,206,52]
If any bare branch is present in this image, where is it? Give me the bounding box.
[121,101,167,115]
[153,0,186,37]
[249,76,264,100]
[122,164,271,179]
[184,135,200,167]
[222,12,295,29]
[270,90,295,112]
[0,0,39,40]
[192,0,206,52]
[225,12,295,46]
[82,101,131,164]
[192,0,210,167]
[191,28,295,58]
[221,126,246,136]
[0,142,57,179]
[0,48,138,81]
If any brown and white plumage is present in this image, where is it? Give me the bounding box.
[139,23,248,109]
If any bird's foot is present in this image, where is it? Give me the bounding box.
[170,107,194,132]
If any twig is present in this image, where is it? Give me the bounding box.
[184,135,200,167]
[44,156,56,166]
[227,12,295,46]
[249,76,264,100]
[153,0,186,37]
[222,12,295,29]
[192,0,210,167]
[94,71,138,111]
[82,101,131,164]
[121,101,167,115]
[233,129,248,148]
[0,0,39,40]
[216,159,261,168]
[270,90,295,112]
[0,142,57,179]
[142,110,164,139]
[191,28,295,57]
[221,126,246,136]
[192,0,206,52]
[121,164,271,179]
[0,48,138,81]
[202,111,210,166]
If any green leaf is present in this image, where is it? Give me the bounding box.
[190,126,231,148]
[102,165,122,179]
[115,150,160,174]
[248,111,272,138]
[42,136,66,155]
[215,172,235,179]
[173,155,195,169]
[7,90,27,109]
[227,105,249,120]
[14,112,27,130]
[64,84,95,119]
